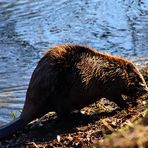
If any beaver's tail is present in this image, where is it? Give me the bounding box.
[0,117,27,140]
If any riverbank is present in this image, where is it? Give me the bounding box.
[0,65,147,147]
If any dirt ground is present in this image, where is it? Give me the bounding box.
[0,66,148,148]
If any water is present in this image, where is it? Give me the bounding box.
[0,0,148,125]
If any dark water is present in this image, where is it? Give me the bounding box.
[0,0,148,125]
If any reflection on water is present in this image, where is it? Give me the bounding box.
[0,0,148,125]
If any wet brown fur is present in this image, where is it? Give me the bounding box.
[21,44,147,119]
[0,44,147,139]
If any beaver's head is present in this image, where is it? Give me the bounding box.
[122,63,148,99]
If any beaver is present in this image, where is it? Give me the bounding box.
[0,44,147,139]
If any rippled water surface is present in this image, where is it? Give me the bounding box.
[0,0,148,125]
